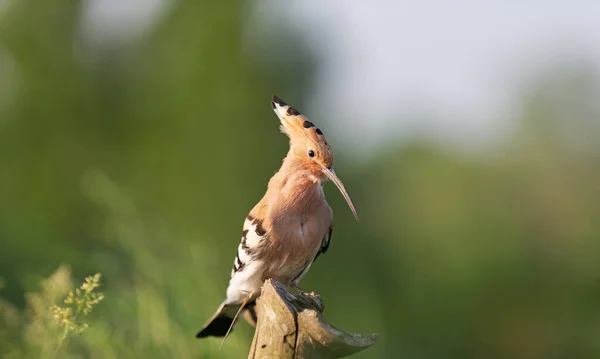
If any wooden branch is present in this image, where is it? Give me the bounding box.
[248,279,378,358]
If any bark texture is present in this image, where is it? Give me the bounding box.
[247,280,378,358]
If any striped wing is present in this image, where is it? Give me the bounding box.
[231,215,266,275]
[225,215,268,305]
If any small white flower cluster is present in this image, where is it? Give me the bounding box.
[51,273,104,335]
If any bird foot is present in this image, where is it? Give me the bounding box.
[291,284,316,297]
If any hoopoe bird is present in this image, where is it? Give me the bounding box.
[196,95,359,339]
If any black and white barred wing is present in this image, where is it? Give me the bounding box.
[225,215,267,305]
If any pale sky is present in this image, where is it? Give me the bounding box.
[84,0,600,151]
[272,1,600,151]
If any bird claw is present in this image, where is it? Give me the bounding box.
[291,284,316,297]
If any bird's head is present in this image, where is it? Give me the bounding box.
[271,95,359,221]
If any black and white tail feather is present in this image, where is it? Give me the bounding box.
[195,215,266,338]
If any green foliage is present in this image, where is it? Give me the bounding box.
[0,267,103,359]
[51,272,104,357]
[1,0,600,358]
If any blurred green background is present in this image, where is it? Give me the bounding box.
[1,1,600,358]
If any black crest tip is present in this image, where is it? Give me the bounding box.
[272,95,287,108]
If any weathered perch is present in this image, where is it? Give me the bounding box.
[247,279,378,358]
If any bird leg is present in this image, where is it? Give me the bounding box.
[290,282,315,297]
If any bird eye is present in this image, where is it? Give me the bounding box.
[308,149,315,158]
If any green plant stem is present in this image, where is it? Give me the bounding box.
[51,328,69,359]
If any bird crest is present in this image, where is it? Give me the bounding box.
[271,95,334,169]
[271,95,358,221]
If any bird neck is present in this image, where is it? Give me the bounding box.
[265,155,325,216]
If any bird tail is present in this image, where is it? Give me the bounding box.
[196,302,235,338]
[196,301,257,338]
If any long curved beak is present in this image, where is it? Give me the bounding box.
[321,166,359,221]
